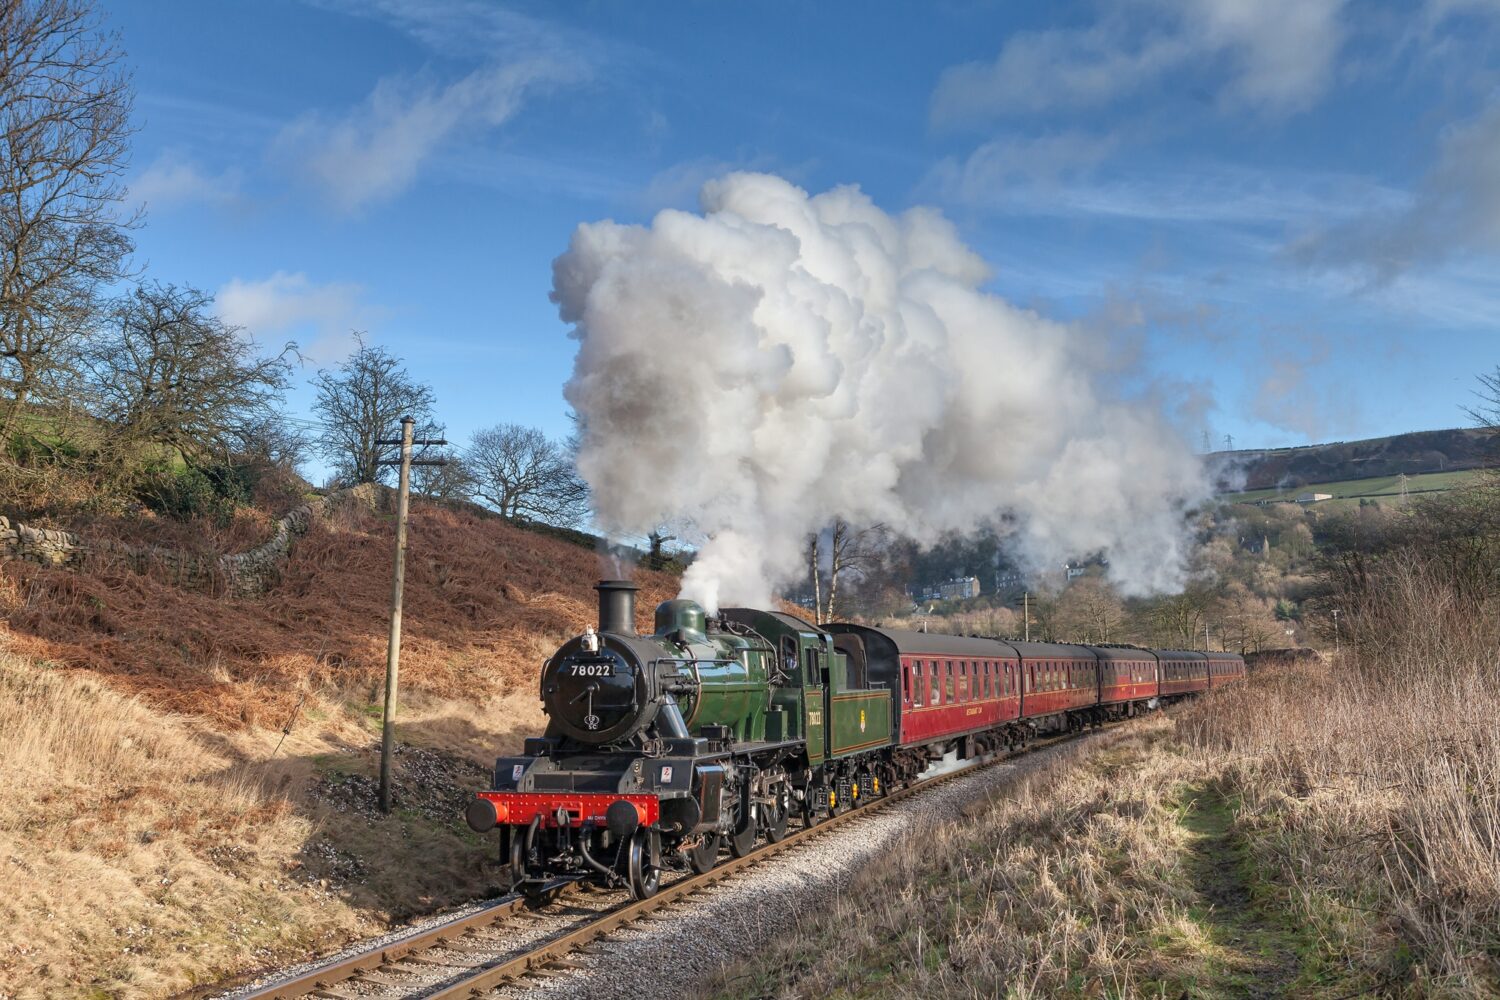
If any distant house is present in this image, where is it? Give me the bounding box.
[1295,492,1332,504]
[916,576,982,602]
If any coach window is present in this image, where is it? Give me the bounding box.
[945,661,955,702]
[913,661,924,707]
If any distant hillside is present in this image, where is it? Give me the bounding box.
[1209,428,1495,493]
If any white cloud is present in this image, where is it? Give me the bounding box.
[932,0,1346,126]
[129,152,242,210]
[217,271,377,360]
[274,57,585,213]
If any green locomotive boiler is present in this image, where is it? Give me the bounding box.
[465,580,892,898]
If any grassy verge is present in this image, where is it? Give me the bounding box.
[0,649,542,999]
[709,663,1500,999]
[707,715,1320,999]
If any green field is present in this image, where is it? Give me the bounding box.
[1222,469,1484,506]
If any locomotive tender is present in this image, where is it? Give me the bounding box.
[465,580,1245,899]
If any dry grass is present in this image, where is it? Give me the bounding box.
[709,718,1266,999]
[0,502,673,998]
[1174,545,1500,996]
[0,646,552,999]
[0,500,678,728]
[1178,665,1500,994]
[711,611,1499,997]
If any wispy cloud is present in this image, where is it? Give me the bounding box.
[932,0,1347,127]
[929,157,1404,228]
[273,58,585,213]
[1289,101,1500,282]
[129,152,243,211]
[303,0,609,62]
[923,131,1118,204]
[217,271,381,360]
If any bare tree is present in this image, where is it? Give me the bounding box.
[804,519,890,623]
[466,422,588,526]
[1146,584,1221,648]
[0,0,137,439]
[1218,583,1283,653]
[311,336,435,484]
[82,283,295,465]
[824,519,890,622]
[807,534,822,623]
[1056,577,1125,643]
[1464,366,1500,431]
[1467,367,1500,476]
[410,445,473,501]
[646,526,677,570]
[235,412,311,474]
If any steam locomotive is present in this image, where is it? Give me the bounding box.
[464,580,1245,899]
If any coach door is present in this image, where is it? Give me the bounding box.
[801,639,826,765]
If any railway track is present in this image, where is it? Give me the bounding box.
[219,726,1103,1000]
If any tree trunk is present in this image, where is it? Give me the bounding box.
[808,534,822,624]
[826,521,846,623]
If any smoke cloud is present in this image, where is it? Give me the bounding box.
[552,173,1207,611]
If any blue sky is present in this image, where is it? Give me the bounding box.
[110,0,1500,461]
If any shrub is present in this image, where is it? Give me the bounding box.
[137,462,253,525]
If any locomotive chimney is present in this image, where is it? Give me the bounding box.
[595,579,639,635]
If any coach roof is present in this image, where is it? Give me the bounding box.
[847,627,1018,659]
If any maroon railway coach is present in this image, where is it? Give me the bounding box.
[1089,645,1160,719]
[1205,650,1247,688]
[1157,649,1209,701]
[826,627,1023,756]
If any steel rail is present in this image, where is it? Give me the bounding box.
[229,894,541,1000]
[226,723,1106,1000]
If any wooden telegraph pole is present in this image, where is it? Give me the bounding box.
[376,416,447,813]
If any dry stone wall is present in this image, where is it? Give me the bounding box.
[0,482,387,597]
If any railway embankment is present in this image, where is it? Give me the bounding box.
[707,654,1500,999]
[0,501,677,999]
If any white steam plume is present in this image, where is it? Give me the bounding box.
[553,173,1207,612]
